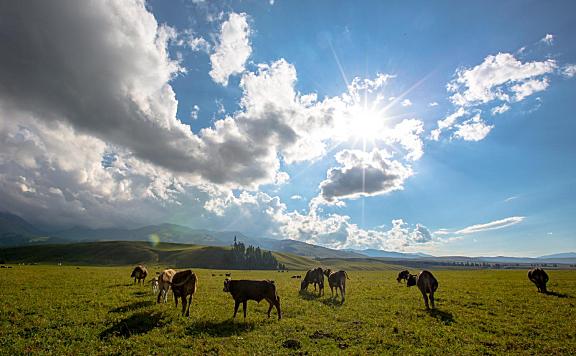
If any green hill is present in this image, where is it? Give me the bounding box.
[0,241,319,270]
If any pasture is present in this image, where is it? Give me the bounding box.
[1,266,575,354]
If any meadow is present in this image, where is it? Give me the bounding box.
[1,265,575,355]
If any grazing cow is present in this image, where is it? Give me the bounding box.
[396,270,410,283]
[225,273,231,277]
[528,268,549,293]
[223,279,281,320]
[324,269,349,302]
[300,267,324,295]
[130,265,148,285]
[149,276,159,294]
[407,270,438,310]
[157,269,176,303]
[170,270,198,317]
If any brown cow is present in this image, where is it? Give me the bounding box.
[407,270,438,309]
[223,279,281,320]
[300,267,324,295]
[157,268,176,303]
[170,270,198,317]
[130,265,148,285]
[396,270,410,283]
[324,269,349,302]
[528,268,549,293]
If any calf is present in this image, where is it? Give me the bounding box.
[407,270,438,310]
[149,276,159,294]
[528,268,549,293]
[157,269,176,303]
[396,270,410,283]
[130,265,148,285]
[325,269,349,302]
[170,270,198,317]
[223,279,281,320]
[300,267,324,296]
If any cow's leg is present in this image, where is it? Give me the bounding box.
[266,299,273,318]
[174,293,179,307]
[157,289,162,304]
[185,294,192,317]
[181,295,187,317]
[340,285,345,303]
[275,296,282,320]
[233,300,240,319]
[429,291,435,309]
[421,291,430,309]
[242,301,248,319]
[331,286,334,297]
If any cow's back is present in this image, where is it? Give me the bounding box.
[230,280,276,301]
[417,270,438,293]
[160,269,176,284]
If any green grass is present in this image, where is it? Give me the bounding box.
[1,266,575,354]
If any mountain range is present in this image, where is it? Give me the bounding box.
[1,212,575,264]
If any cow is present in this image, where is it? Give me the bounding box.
[396,270,410,283]
[157,269,176,303]
[149,276,159,294]
[300,267,324,296]
[324,269,349,302]
[528,268,549,293]
[407,270,438,310]
[225,273,231,277]
[170,270,198,317]
[223,279,281,320]
[130,265,148,285]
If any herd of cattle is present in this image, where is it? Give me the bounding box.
[129,265,552,320]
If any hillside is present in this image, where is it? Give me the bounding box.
[0,241,320,270]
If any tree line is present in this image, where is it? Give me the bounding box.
[231,237,286,270]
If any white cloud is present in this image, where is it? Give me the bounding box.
[511,78,549,101]
[209,13,252,86]
[429,107,467,141]
[453,114,493,141]
[401,98,412,107]
[188,36,211,53]
[562,64,576,78]
[290,195,303,200]
[491,104,510,115]
[448,53,556,107]
[541,33,554,45]
[455,216,525,234]
[190,105,200,120]
[429,102,439,107]
[318,149,413,203]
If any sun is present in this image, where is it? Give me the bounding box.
[347,105,387,142]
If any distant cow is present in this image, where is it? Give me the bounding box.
[528,268,549,293]
[130,265,148,285]
[157,269,176,303]
[149,276,159,294]
[223,279,281,320]
[170,270,198,317]
[301,268,324,296]
[225,273,231,277]
[324,269,349,302]
[407,270,438,310]
[397,270,410,283]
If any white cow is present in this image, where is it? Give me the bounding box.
[149,276,159,294]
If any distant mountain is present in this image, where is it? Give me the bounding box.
[0,213,361,259]
[345,248,434,259]
[538,252,576,259]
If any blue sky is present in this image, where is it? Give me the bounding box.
[0,0,575,256]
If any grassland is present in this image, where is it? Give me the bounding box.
[1,266,575,355]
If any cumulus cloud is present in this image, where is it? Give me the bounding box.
[455,216,525,234]
[209,12,252,86]
[401,99,413,107]
[541,33,554,45]
[491,104,510,115]
[453,114,493,142]
[318,149,413,203]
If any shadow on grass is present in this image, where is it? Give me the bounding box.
[299,289,323,300]
[108,283,133,288]
[100,311,167,339]
[109,300,154,313]
[545,290,572,298]
[427,309,455,325]
[321,296,344,307]
[185,319,256,337]
[132,291,149,297]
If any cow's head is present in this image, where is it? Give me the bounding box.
[300,279,309,291]
[223,278,231,292]
[407,274,417,287]
[324,269,332,277]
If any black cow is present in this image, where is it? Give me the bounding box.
[528,268,549,293]
[223,279,281,320]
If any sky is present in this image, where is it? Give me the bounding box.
[0,0,575,257]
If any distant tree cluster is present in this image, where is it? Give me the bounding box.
[231,237,283,270]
